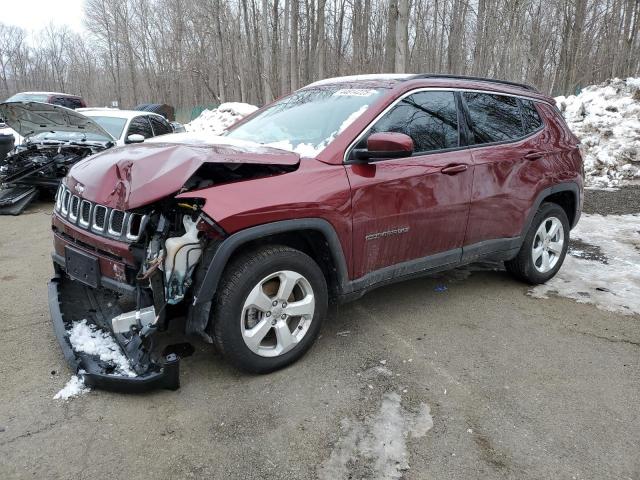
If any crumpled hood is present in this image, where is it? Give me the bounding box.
[65,141,300,210]
[0,101,113,140]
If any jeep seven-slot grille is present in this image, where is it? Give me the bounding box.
[80,200,91,225]
[109,210,125,235]
[94,205,107,229]
[54,185,147,242]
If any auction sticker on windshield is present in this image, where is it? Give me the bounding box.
[332,89,379,97]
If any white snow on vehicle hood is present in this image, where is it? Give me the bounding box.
[0,101,114,140]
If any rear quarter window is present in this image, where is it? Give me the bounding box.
[520,99,543,133]
[463,92,523,144]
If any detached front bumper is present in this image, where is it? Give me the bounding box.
[48,272,180,393]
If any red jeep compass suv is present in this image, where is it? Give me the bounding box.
[49,74,583,391]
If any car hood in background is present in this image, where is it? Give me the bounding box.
[65,141,300,210]
[0,101,114,140]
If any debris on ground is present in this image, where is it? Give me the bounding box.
[555,77,640,188]
[434,284,448,292]
[53,374,90,400]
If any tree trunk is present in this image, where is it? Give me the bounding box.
[384,0,398,72]
[395,0,409,72]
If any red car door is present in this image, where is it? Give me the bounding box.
[345,90,474,279]
[461,92,549,247]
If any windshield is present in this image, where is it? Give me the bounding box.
[85,115,127,139]
[6,93,49,102]
[226,87,385,156]
[28,130,112,144]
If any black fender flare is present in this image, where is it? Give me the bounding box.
[520,181,582,237]
[192,218,351,306]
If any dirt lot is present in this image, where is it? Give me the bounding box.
[0,195,638,480]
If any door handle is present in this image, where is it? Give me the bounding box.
[523,151,545,161]
[441,164,468,175]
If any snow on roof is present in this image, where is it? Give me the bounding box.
[306,74,413,87]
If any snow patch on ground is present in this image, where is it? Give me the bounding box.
[53,374,90,400]
[68,319,136,377]
[185,102,258,134]
[530,213,640,315]
[317,392,433,480]
[555,77,640,188]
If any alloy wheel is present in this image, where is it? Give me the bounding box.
[240,270,315,357]
[531,216,564,273]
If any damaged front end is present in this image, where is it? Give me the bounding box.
[49,140,299,392]
[50,195,223,392]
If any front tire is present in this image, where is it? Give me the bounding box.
[211,245,328,373]
[505,202,570,284]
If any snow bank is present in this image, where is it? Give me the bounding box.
[530,213,640,315]
[185,102,258,134]
[555,77,640,188]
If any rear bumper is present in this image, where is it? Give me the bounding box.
[48,272,180,393]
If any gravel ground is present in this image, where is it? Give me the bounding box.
[583,185,640,215]
[0,194,638,480]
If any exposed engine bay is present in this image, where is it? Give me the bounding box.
[0,143,106,214]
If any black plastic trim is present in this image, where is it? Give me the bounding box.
[460,237,522,263]
[522,182,582,233]
[349,248,461,294]
[192,218,350,304]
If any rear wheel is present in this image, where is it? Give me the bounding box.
[505,202,570,284]
[211,245,327,373]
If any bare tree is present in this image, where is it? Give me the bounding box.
[1,0,639,112]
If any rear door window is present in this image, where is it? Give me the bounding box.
[127,116,154,138]
[366,91,459,153]
[463,92,523,144]
[520,99,543,133]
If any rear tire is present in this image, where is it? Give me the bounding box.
[211,245,327,373]
[505,202,570,284]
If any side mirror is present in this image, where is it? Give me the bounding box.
[126,134,145,144]
[353,132,414,161]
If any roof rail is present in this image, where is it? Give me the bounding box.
[410,74,539,92]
